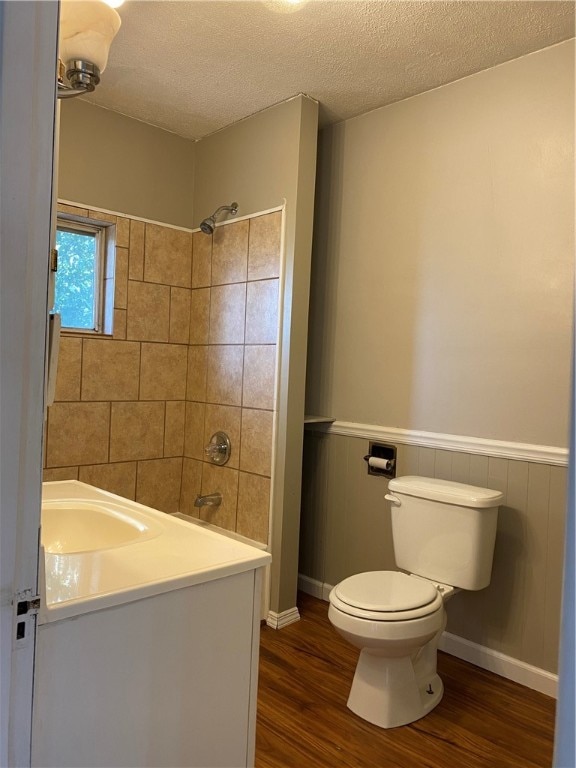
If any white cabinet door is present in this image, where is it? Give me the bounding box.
[32,571,262,768]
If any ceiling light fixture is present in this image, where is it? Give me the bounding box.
[57,0,122,100]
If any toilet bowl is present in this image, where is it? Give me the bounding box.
[328,571,450,728]
[327,476,502,730]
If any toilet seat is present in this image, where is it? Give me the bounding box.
[330,571,444,621]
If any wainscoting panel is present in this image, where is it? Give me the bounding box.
[299,430,567,675]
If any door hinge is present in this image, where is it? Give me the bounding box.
[50,247,58,272]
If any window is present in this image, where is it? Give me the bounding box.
[54,217,113,333]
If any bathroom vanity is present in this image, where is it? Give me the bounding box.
[32,481,271,768]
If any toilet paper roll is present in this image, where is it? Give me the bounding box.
[368,456,392,472]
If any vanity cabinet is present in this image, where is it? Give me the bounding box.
[32,569,263,767]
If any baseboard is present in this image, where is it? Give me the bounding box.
[298,574,558,698]
[298,574,333,602]
[266,606,300,630]
[438,631,558,698]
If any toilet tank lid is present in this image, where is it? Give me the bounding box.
[388,476,503,508]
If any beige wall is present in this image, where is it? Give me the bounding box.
[195,95,319,612]
[307,40,574,448]
[58,100,195,228]
[300,430,567,673]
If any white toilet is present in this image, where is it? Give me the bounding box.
[328,475,503,729]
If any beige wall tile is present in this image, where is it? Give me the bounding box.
[239,408,273,476]
[115,215,130,248]
[114,247,128,309]
[211,220,248,285]
[248,211,282,280]
[129,219,145,280]
[200,463,238,532]
[180,458,203,516]
[113,309,127,339]
[245,279,279,344]
[164,401,186,457]
[109,401,165,462]
[187,346,208,402]
[169,287,191,344]
[89,210,116,224]
[55,336,82,401]
[43,466,79,482]
[58,203,88,217]
[81,339,140,401]
[184,401,206,460]
[189,288,211,345]
[204,404,241,470]
[136,458,182,514]
[144,223,192,287]
[192,231,212,288]
[46,402,110,467]
[126,280,170,342]
[237,472,270,544]
[139,343,187,401]
[209,283,246,344]
[206,345,244,406]
[242,345,276,410]
[78,462,137,500]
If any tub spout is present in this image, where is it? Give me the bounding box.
[194,492,222,508]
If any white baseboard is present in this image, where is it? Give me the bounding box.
[438,631,558,698]
[298,574,558,698]
[298,573,333,602]
[266,606,300,630]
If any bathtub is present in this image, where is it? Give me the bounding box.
[33,481,271,768]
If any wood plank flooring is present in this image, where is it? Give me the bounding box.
[256,593,556,768]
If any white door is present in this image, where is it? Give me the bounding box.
[0,2,59,765]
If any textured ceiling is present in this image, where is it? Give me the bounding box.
[84,0,575,140]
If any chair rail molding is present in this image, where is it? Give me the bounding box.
[306,420,568,466]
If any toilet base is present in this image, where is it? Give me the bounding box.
[347,649,444,729]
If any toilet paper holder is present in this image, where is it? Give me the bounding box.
[363,442,397,478]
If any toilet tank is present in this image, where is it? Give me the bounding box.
[387,476,503,590]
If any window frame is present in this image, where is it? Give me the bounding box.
[55,215,115,335]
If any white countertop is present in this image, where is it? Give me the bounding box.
[41,481,271,623]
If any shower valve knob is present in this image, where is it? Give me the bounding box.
[204,431,231,466]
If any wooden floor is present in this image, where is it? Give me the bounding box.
[256,593,556,768]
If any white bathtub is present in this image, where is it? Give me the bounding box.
[40,480,270,622]
[33,481,271,768]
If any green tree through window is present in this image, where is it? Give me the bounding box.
[54,228,97,330]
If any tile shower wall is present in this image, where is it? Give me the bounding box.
[44,203,281,545]
[180,212,281,545]
[299,431,567,673]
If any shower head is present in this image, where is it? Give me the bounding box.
[199,202,238,235]
[200,217,216,235]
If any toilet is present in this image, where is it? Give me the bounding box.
[328,475,503,729]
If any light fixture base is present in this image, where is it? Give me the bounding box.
[57,59,101,99]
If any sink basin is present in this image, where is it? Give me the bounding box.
[42,500,151,554]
